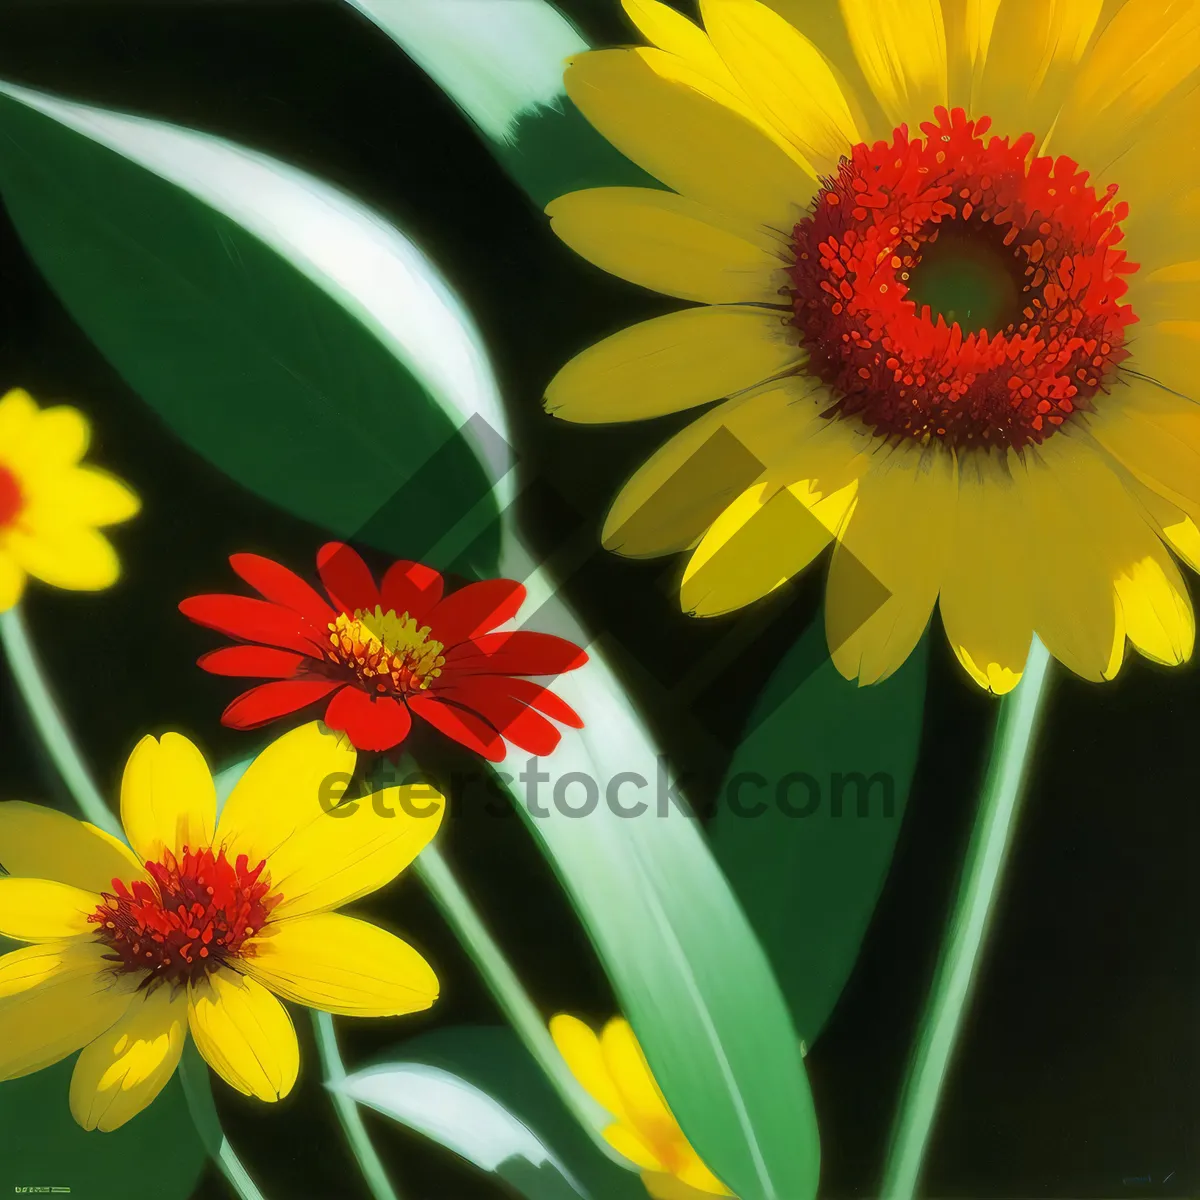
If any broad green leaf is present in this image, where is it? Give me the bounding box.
[0,82,511,573]
[489,561,820,1200]
[345,0,652,206]
[712,617,928,1046]
[0,1057,204,1199]
[391,1026,646,1200]
[335,1059,591,1200]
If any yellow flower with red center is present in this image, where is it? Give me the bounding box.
[0,721,443,1131]
[551,1014,732,1198]
[0,388,139,610]
[546,0,1200,693]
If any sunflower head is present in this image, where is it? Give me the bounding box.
[0,722,443,1131]
[545,0,1199,694]
[0,387,140,610]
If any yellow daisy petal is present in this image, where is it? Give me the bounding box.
[120,733,218,865]
[600,1018,678,1145]
[938,451,1034,695]
[605,1122,668,1172]
[0,940,138,1081]
[26,405,90,469]
[70,982,187,1132]
[827,441,956,686]
[547,187,786,304]
[187,966,298,1102]
[565,49,816,229]
[1122,472,1200,574]
[623,0,736,85]
[549,1013,630,1122]
[40,465,141,529]
[701,0,860,176]
[840,0,948,131]
[242,912,437,1017]
[643,1170,731,1200]
[6,524,120,591]
[675,1146,733,1194]
[0,801,146,893]
[0,550,26,613]
[0,387,38,451]
[547,305,801,426]
[0,878,98,943]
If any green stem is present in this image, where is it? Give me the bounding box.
[413,842,613,1152]
[881,636,1054,1200]
[0,602,266,1200]
[312,1011,402,1200]
[179,1044,267,1200]
[0,606,121,837]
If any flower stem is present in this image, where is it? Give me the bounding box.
[312,1011,402,1200]
[0,606,121,838]
[179,1043,267,1200]
[413,842,613,1149]
[881,636,1054,1199]
[0,602,266,1200]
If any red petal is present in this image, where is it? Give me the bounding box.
[229,553,335,626]
[449,675,583,729]
[323,686,413,752]
[179,595,328,656]
[444,632,588,678]
[221,679,340,729]
[197,646,308,679]
[431,682,562,756]
[408,694,505,761]
[381,559,444,622]
[427,579,526,647]
[316,542,381,615]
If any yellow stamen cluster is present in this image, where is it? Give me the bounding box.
[327,606,445,696]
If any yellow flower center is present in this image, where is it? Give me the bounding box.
[327,607,446,696]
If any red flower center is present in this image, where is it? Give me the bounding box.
[324,606,446,697]
[90,847,280,985]
[788,106,1138,448]
[0,465,24,527]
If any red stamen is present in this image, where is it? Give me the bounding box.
[0,465,24,528]
[788,106,1137,448]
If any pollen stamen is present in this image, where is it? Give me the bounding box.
[325,607,445,696]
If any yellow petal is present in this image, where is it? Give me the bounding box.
[605,1122,668,1172]
[676,1144,734,1194]
[973,0,1102,141]
[938,450,1034,694]
[0,801,146,893]
[565,49,816,229]
[1049,0,1200,168]
[120,733,217,865]
[840,0,948,131]
[0,388,38,450]
[1121,471,1200,574]
[0,550,26,613]
[1119,324,1200,427]
[70,981,187,1131]
[0,939,138,1080]
[600,1018,679,1149]
[549,1013,629,1122]
[242,912,438,1017]
[623,0,735,84]
[547,187,786,304]
[1020,440,1126,683]
[827,441,956,686]
[0,877,98,942]
[187,966,298,1102]
[28,405,90,467]
[547,305,802,425]
[643,1170,731,1199]
[40,466,141,529]
[701,0,860,176]
[6,525,120,591]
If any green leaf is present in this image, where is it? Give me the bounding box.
[712,617,928,1046]
[489,565,820,1200]
[334,1057,594,1200]
[0,1056,205,1199]
[0,82,510,573]
[388,1025,646,1200]
[345,0,653,207]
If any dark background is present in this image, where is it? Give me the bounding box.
[0,2,1195,1197]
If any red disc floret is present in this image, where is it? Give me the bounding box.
[91,846,281,986]
[788,106,1138,447]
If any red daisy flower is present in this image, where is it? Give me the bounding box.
[179,543,588,761]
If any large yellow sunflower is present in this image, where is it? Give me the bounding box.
[0,722,443,1130]
[546,0,1200,693]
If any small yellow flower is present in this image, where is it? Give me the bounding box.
[0,387,139,611]
[0,721,443,1131]
[551,1013,732,1199]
